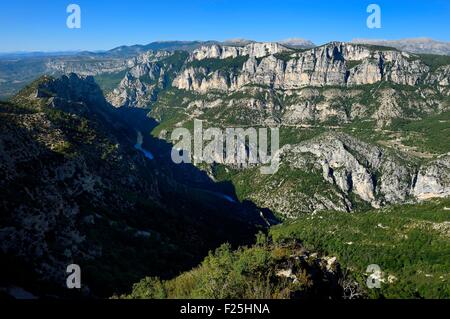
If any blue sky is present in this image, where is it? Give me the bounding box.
[0,0,449,52]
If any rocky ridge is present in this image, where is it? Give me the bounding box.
[95,42,450,218]
[0,74,264,297]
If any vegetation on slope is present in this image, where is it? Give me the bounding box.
[0,80,265,298]
[389,111,450,155]
[123,199,450,299]
[271,198,450,299]
[94,70,128,93]
[119,235,343,299]
[185,56,249,73]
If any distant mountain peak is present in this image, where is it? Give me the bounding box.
[11,73,109,115]
[352,38,450,55]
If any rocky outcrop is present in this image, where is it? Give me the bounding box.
[0,74,265,297]
[35,73,109,108]
[278,38,316,49]
[426,65,450,86]
[45,58,131,76]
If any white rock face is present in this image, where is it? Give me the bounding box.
[413,155,450,200]
[267,133,450,213]
[172,67,233,93]
[104,42,449,129]
[173,42,446,92]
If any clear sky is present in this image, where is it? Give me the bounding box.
[0,0,449,52]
